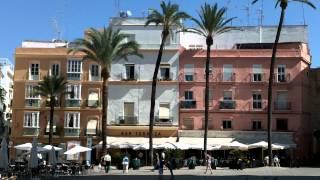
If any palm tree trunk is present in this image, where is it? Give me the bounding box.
[49,96,55,145]
[149,34,167,166]
[102,75,109,153]
[267,6,286,167]
[203,38,212,159]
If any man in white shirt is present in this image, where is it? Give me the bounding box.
[103,152,111,173]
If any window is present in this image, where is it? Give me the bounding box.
[64,112,80,128]
[159,65,170,80]
[122,102,137,124]
[276,91,288,110]
[184,64,194,82]
[223,64,233,81]
[29,63,39,80]
[252,92,262,109]
[185,91,193,100]
[66,84,81,99]
[252,64,262,82]
[124,64,135,80]
[158,103,170,122]
[222,120,232,129]
[90,64,100,81]
[65,84,81,107]
[88,91,99,107]
[51,64,60,76]
[223,91,232,101]
[183,118,194,130]
[25,84,40,107]
[24,112,39,128]
[252,121,262,130]
[277,65,286,82]
[276,119,288,131]
[67,60,82,80]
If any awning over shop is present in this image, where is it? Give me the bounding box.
[178,137,234,147]
[86,120,97,135]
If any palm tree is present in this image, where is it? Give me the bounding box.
[69,27,142,153]
[183,3,234,157]
[35,75,67,145]
[145,1,189,165]
[252,0,316,166]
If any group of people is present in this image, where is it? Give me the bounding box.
[264,155,281,167]
[102,152,130,173]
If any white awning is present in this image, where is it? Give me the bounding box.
[159,104,170,119]
[88,92,99,101]
[178,137,234,147]
[86,120,97,135]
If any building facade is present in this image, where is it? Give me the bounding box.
[106,17,179,138]
[0,58,14,138]
[11,41,102,161]
[179,42,311,158]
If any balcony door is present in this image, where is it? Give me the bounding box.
[158,103,170,122]
[223,64,233,81]
[124,102,135,124]
[276,91,288,110]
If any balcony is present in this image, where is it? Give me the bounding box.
[219,101,236,109]
[121,72,138,81]
[27,72,41,81]
[23,128,39,136]
[86,100,100,107]
[274,73,291,83]
[250,73,266,83]
[65,99,81,107]
[45,100,60,107]
[67,73,81,81]
[220,73,236,82]
[180,100,196,109]
[25,99,40,107]
[155,116,173,126]
[274,102,291,110]
[64,128,80,136]
[250,101,266,111]
[117,116,138,125]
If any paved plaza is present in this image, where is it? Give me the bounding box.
[37,166,317,179]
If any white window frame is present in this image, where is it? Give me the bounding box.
[124,64,135,80]
[252,64,262,82]
[185,90,193,100]
[50,63,60,77]
[252,92,262,109]
[64,112,80,129]
[23,111,40,128]
[29,63,39,80]
[223,64,233,81]
[25,84,40,100]
[184,64,194,82]
[89,64,101,81]
[223,90,233,101]
[159,64,171,80]
[67,59,82,80]
[66,84,81,100]
[277,65,286,82]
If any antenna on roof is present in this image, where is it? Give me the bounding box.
[257,0,264,26]
[241,0,251,26]
[51,17,61,41]
[301,3,306,25]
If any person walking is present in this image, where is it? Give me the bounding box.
[274,155,280,167]
[122,155,129,173]
[158,157,164,175]
[165,159,174,180]
[204,153,213,174]
[103,152,111,173]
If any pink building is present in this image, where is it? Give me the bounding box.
[178,42,311,158]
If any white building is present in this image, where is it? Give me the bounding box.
[107,17,180,136]
[0,58,14,137]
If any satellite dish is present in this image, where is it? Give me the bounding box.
[126,10,132,17]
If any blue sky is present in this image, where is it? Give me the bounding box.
[0,0,319,67]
